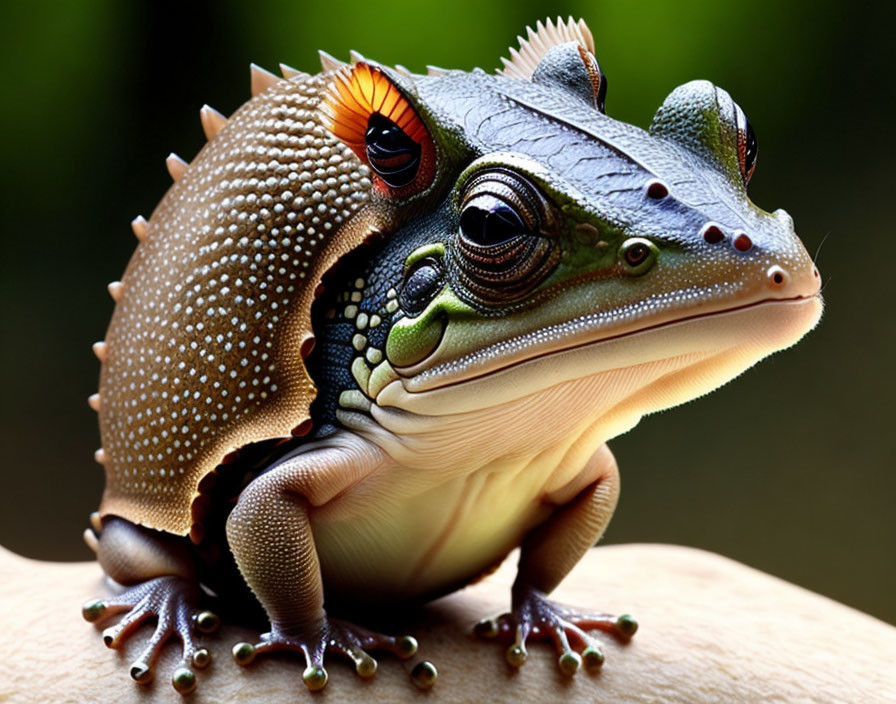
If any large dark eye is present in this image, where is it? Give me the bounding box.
[735,106,758,185]
[365,113,420,189]
[452,169,558,304]
[459,198,526,247]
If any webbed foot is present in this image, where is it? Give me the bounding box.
[474,584,637,675]
[232,616,423,691]
[82,575,219,693]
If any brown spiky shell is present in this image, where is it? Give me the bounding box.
[95,68,377,537]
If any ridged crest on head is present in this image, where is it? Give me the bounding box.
[499,17,595,79]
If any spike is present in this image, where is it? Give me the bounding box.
[166,152,187,181]
[318,50,346,73]
[349,50,366,65]
[90,511,103,533]
[88,393,101,412]
[107,281,124,301]
[394,64,413,77]
[83,528,99,553]
[426,65,448,76]
[94,448,107,465]
[499,16,595,80]
[199,104,226,141]
[131,215,147,240]
[250,63,280,96]
[92,341,107,362]
[279,62,303,79]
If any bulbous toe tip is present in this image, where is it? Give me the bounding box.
[232,642,256,666]
[410,660,438,690]
[129,661,153,684]
[505,643,528,668]
[396,635,418,659]
[615,614,638,638]
[171,667,196,694]
[558,651,582,676]
[302,665,328,691]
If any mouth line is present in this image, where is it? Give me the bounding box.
[400,293,821,393]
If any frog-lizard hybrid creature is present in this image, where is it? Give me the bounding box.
[82,17,823,694]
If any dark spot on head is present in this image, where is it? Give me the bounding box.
[645,180,668,199]
[733,233,753,252]
[702,224,724,244]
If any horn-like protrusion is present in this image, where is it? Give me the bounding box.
[200,104,226,141]
[250,63,280,96]
[83,528,99,553]
[394,64,413,77]
[500,16,595,80]
[349,50,366,65]
[92,341,107,362]
[107,281,124,301]
[131,215,147,240]
[94,448,108,465]
[166,152,187,181]
[318,50,346,73]
[426,65,448,76]
[279,63,303,79]
[88,393,101,412]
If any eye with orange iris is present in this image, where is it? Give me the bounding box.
[320,62,435,196]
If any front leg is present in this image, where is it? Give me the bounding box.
[225,432,420,691]
[476,444,637,674]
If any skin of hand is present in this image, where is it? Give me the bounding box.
[1,543,893,704]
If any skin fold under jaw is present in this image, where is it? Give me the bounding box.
[82,16,822,695]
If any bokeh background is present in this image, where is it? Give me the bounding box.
[1,1,893,623]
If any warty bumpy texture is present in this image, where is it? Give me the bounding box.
[98,71,376,536]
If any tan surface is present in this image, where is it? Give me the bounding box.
[0,543,893,704]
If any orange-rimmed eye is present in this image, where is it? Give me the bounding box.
[321,63,435,197]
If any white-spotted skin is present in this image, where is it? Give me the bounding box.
[98,71,378,535]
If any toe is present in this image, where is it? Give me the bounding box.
[171,666,197,694]
[302,664,328,691]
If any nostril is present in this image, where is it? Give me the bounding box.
[767,265,788,288]
[813,267,820,279]
[645,179,669,199]
[733,231,753,252]
[701,223,725,244]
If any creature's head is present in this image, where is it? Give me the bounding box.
[320,18,822,433]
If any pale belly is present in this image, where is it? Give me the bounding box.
[310,454,558,604]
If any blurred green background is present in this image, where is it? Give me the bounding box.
[1,1,893,623]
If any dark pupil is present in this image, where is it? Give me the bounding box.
[459,202,525,247]
[365,113,421,189]
[744,118,758,175]
[626,243,648,266]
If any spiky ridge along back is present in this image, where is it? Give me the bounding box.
[95,68,378,538]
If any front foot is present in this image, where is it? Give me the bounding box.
[474,583,637,676]
[82,575,219,694]
[232,616,420,691]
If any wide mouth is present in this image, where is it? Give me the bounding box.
[391,291,823,397]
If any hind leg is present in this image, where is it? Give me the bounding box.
[82,516,218,693]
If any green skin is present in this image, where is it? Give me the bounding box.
[84,38,822,693]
